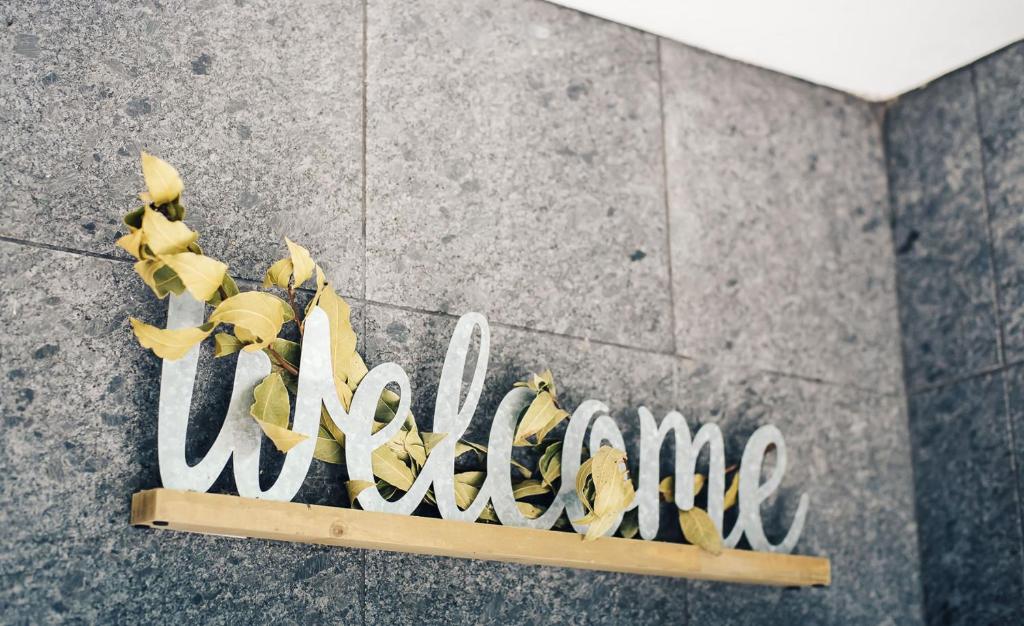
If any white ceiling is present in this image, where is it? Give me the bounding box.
[546,0,1024,101]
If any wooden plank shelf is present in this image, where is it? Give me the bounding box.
[130,489,830,587]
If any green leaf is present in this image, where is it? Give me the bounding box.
[618,509,639,539]
[130,318,214,360]
[679,507,723,555]
[159,251,228,302]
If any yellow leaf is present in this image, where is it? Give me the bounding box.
[249,373,306,453]
[250,373,290,429]
[317,286,358,404]
[286,238,315,287]
[346,479,375,505]
[371,445,414,491]
[583,512,619,542]
[313,435,344,464]
[694,473,706,496]
[130,318,214,360]
[263,258,292,289]
[591,447,633,517]
[454,471,486,510]
[512,479,550,499]
[538,441,562,489]
[210,291,289,350]
[133,259,185,299]
[159,252,227,302]
[723,472,739,511]
[422,432,447,456]
[116,229,145,259]
[320,402,345,446]
[140,152,184,205]
[404,427,427,467]
[517,502,544,519]
[679,507,723,555]
[513,391,560,445]
[213,332,243,357]
[659,476,674,503]
[575,457,595,515]
[141,207,196,255]
[258,420,308,453]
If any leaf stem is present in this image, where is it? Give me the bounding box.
[287,285,304,335]
[267,345,299,377]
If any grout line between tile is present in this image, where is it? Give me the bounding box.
[655,37,679,357]
[971,64,1024,586]
[360,0,369,304]
[0,234,903,398]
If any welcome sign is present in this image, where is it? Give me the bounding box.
[126,153,829,586]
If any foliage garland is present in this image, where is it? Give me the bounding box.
[122,153,737,552]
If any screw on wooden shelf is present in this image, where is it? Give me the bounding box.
[329,521,345,537]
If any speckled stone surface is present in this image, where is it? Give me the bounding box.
[0,243,365,623]
[360,305,686,623]
[974,41,1024,363]
[907,372,1024,624]
[364,0,673,351]
[0,0,364,292]
[885,68,1001,389]
[660,42,902,392]
[675,362,923,624]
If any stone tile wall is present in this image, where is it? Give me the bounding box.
[2,0,923,623]
[886,41,1024,624]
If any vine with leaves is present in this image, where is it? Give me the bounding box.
[122,153,737,552]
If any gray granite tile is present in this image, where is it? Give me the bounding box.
[0,242,364,623]
[360,304,682,624]
[974,42,1024,363]
[1003,363,1024,568]
[675,362,923,624]
[886,68,1001,388]
[0,0,364,292]
[907,370,1024,624]
[364,0,673,351]
[660,42,901,392]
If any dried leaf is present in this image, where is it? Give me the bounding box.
[159,251,227,302]
[371,445,414,491]
[263,258,293,289]
[346,479,375,506]
[140,152,183,205]
[250,373,307,452]
[658,474,705,503]
[678,507,723,555]
[517,502,544,519]
[313,435,344,464]
[320,402,345,446]
[618,509,639,539]
[286,238,315,287]
[116,228,145,259]
[422,432,447,456]
[512,479,550,499]
[514,391,567,446]
[723,472,739,511]
[538,441,562,489]
[209,291,289,351]
[133,259,185,299]
[213,332,243,357]
[141,206,196,255]
[317,286,359,406]
[130,318,214,360]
